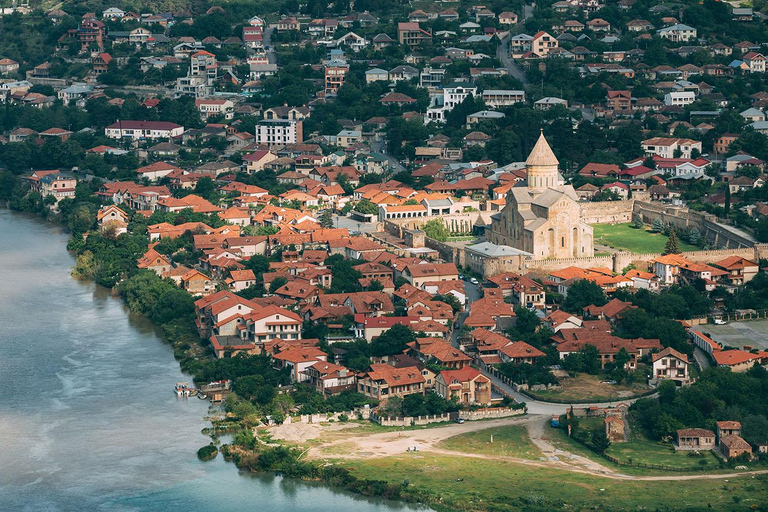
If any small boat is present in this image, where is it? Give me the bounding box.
[175,382,192,397]
[198,393,208,400]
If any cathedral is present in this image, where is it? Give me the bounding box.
[487,131,594,259]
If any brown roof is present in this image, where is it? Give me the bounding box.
[677,428,715,438]
[363,363,426,387]
[720,435,752,450]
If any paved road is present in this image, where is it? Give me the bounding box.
[484,370,654,415]
[693,347,711,370]
[497,5,533,86]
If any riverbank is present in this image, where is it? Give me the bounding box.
[0,208,428,512]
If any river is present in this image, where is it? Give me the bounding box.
[0,209,426,512]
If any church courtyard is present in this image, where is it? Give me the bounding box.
[593,223,699,254]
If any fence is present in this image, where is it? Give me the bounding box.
[567,430,715,472]
[459,406,526,420]
[370,412,455,427]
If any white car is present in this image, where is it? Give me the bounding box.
[470,278,478,285]
[714,319,727,325]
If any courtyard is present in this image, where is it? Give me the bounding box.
[699,320,768,350]
[593,223,698,254]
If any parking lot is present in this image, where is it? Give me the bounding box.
[702,320,768,350]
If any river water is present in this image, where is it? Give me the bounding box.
[0,209,425,512]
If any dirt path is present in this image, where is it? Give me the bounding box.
[307,415,768,482]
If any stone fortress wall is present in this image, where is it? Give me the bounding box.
[403,198,768,277]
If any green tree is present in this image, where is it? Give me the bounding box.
[370,324,416,357]
[67,205,94,234]
[194,177,217,201]
[319,209,334,228]
[562,279,607,313]
[353,199,378,215]
[591,427,611,453]
[663,227,681,255]
[423,218,450,241]
[269,276,289,294]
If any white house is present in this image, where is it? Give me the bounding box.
[664,91,695,107]
[105,120,184,141]
[658,24,697,42]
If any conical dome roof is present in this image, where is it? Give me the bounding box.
[526,131,559,167]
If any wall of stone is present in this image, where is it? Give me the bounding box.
[632,201,757,250]
[581,200,635,224]
[527,255,615,273]
[458,407,526,420]
[385,211,493,237]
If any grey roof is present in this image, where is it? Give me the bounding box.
[466,242,531,257]
[469,110,505,119]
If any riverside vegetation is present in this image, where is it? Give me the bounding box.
[5,179,768,511]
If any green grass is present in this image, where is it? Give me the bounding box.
[439,426,542,460]
[605,437,721,470]
[340,453,768,511]
[593,223,699,254]
[530,373,650,402]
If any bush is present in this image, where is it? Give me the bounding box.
[197,444,218,461]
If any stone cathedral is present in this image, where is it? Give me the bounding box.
[487,131,594,259]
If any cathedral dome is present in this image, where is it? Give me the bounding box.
[526,131,559,167]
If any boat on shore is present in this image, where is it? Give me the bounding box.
[175,382,194,397]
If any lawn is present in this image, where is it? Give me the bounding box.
[548,420,738,477]
[439,426,542,460]
[606,436,721,470]
[593,223,699,253]
[339,453,768,511]
[530,373,651,402]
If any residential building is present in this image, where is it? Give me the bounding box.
[324,59,348,95]
[650,347,691,386]
[105,120,184,141]
[397,22,432,46]
[531,31,558,57]
[254,119,303,146]
[642,137,702,158]
[195,99,234,120]
[658,24,697,42]
[676,428,716,450]
[481,90,525,108]
[435,368,492,405]
[358,363,426,402]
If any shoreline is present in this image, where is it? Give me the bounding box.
[0,206,436,511]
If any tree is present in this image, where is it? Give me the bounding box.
[633,216,644,230]
[367,279,384,292]
[370,324,416,357]
[67,205,94,234]
[651,218,664,233]
[562,280,606,313]
[353,199,378,215]
[269,276,288,294]
[434,293,462,314]
[663,227,681,255]
[423,218,450,241]
[319,209,334,228]
[724,184,731,216]
[194,177,217,200]
[591,427,611,453]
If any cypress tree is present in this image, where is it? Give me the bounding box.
[663,227,681,255]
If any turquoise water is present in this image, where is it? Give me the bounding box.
[0,209,426,512]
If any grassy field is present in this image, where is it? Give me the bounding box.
[530,373,650,402]
[606,436,722,470]
[439,426,542,460]
[593,223,699,253]
[340,453,768,511]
